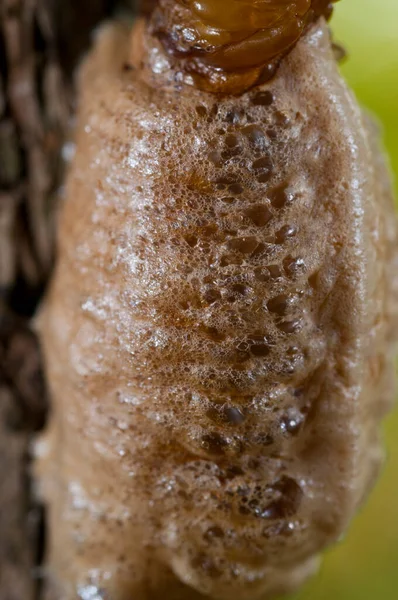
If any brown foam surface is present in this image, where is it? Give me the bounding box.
[36,19,398,600]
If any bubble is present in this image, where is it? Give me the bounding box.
[248,335,271,357]
[280,413,303,435]
[257,171,273,184]
[269,184,291,209]
[243,205,272,227]
[283,255,306,278]
[208,150,223,167]
[184,234,198,247]
[278,319,301,334]
[308,271,320,289]
[251,91,274,107]
[204,526,225,541]
[275,225,297,244]
[262,521,295,539]
[201,432,228,455]
[254,267,270,282]
[250,344,270,357]
[215,176,235,185]
[196,105,208,117]
[241,125,267,149]
[256,432,274,447]
[227,237,259,254]
[252,156,272,171]
[252,155,273,183]
[274,111,290,128]
[225,134,240,148]
[267,294,290,316]
[224,465,245,479]
[268,265,283,279]
[203,288,222,304]
[224,110,241,124]
[202,326,226,342]
[228,183,244,195]
[222,406,246,425]
[261,477,303,520]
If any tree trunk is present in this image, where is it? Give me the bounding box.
[0,1,136,598]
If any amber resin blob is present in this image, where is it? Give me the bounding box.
[151,0,337,91]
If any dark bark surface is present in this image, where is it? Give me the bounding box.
[0,1,137,597]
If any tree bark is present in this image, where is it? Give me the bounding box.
[0,1,136,598]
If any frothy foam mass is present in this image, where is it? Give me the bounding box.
[37,14,397,600]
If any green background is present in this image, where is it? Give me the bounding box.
[294,1,398,599]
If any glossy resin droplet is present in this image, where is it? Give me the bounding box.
[151,0,336,91]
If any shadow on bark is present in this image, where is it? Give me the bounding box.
[0,1,137,598]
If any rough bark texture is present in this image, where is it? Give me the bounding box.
[0,1,137,598]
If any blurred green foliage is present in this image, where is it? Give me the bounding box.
[334,0,398,196]
[293,2,398,599]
